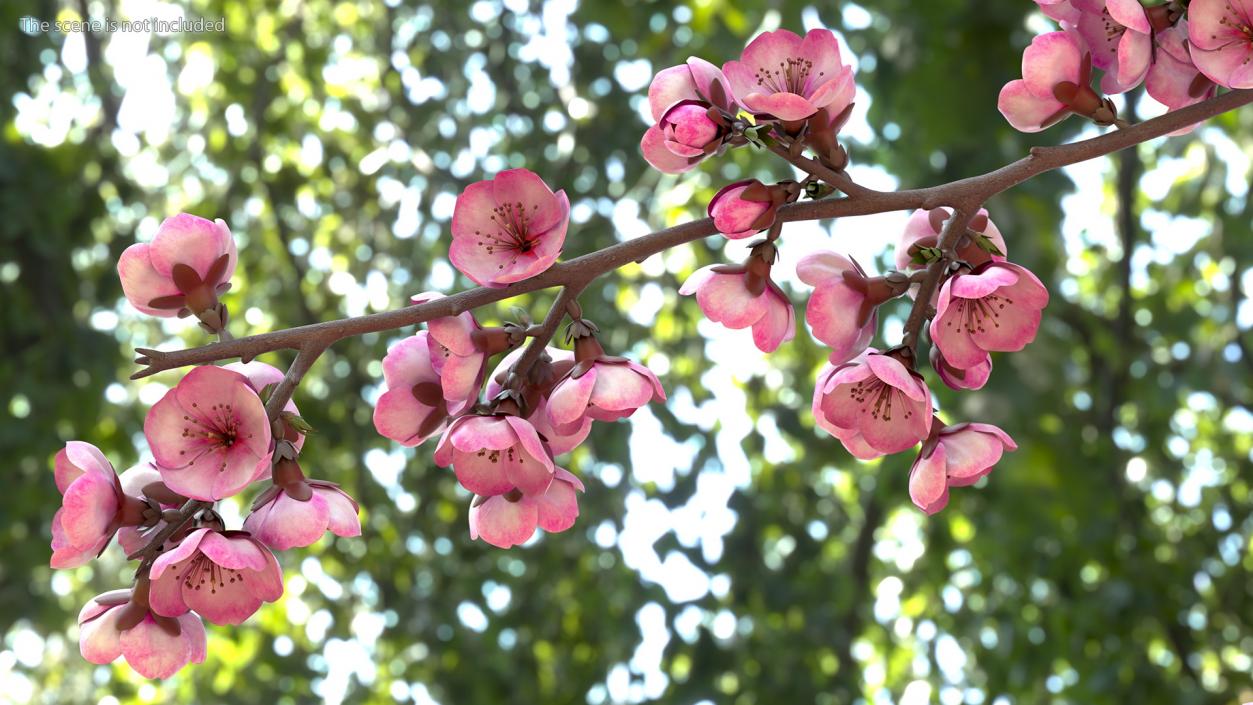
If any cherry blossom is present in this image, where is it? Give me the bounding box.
[641,57,736,173]
[680,256,796,354]
[373,332,471,447]
[433,413,557,496]
[149,528,283,626]
[469,468,584,549]
[144,366,273,502]
[1147,25,1219,119]
[1188,0,1253,89]
[547,332,666,432]
[723,28,855,121]
[908,421,1018,515]
[485,346,591,455]
[812,351,933,458]
[223,360,305,450]
[51,442,145,569]
[708,180,779,240]
[930,262,1050,369]
[117,213,236,322]
[244,461,361,551]
[78,586,207,680]
[412,291,510,404]
[796,252,889,364]
[449,169,571,287]
[998,31,1112,132]
[931,346,993,391]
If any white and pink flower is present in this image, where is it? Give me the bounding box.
[812,351,933,458]
[434,414,557,496]
[51,442,145,569]
[641,57,736,173]
[373,332,471,447]
[723,28,855,121]
[547,347,666,432]
[929,262,1050,370]
[469,468,584,549]
[78,585,206,680]
[244,476,361,551]
[1188,0,1253,89]
[449,169,570,287]
[795,252,885,364]
[149,528,284,626]
[908,422,1018,515]
[117,213,236,318]
[680,263,796,354]
[998,31,1107,132]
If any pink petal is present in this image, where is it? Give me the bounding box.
[720,60,760,110]
[805,280,870,357]
[1113,30,1151,91]
[182,570,263,625]
[535,469,582,533]
[117,243,181,317]
[382,333,439,387]
[119,615,199,679]
[427,312,479,357]
[148,213,235,280]
[60,473,119,548]
[548,368,598,427]
[79,605,124,665]
[1188,0,1252,51]
[641,125,699,174]
[589,363,657,413]
[685,57,733,106]
[1191,41,1253,88]
[942,424,1015,485]
[245,493,329,550]
[469,495,539,548]
[798,29,846,90]
[796,251,857,286]
[949,267,1020,299]
[909,445,951,515]
[178,614,208,666]
[929,306,989,370]
[490,169,561,232]
[865,354,927,402]
[150,528,210,578]
[751,288,795,353]
[740,91,820,120]
[321,487,362,538]
[738,29,805,83]
[1106,0,1151,33]
[692,270,769,329]
[372,387,442,447]
[246,547,285,602]
[450,416,519,453]
[648,64,700,121]
[55,441,113,494]
[709,182,772,239]
[1022,31,1083,97]
[452,450,516,496]
[148,561,192,617]
[198,531,268,572]
[997,79,1068,133]
[437,350,487,403]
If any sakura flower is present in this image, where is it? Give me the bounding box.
[929,262,1051,370]
[373,332,472,447]
[680,249,796,354]
[485,346,591,455]
[930,346,993,392]
[998,31,1115,132]
[796,252,897,364]
[433,413,557,496]
[547,330,667,432]
[895,208,1007,272]
[1147,25,1219,118]
[908,421,1018,515]
[469,468,584,549]
[117,213,236,325]
[144,366,273,502]
[1035,0,1087,24]
[244,458,360,550]
[116,462,186,556]
[223,360,305,450]
[708,180,780,240]
[642,57,736,173]
[812,351,933,458]
[1188,0,1253,89]
[51,442,147,569]
[149,528,283,626]
[723,28,855,121]
[78,585,206,680]
[449,169,571,287]
[412,291,514,404]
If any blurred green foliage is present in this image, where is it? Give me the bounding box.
[2,0,1252,704]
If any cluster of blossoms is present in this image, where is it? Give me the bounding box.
[1000,0,1251,132]
[55,215,361,678]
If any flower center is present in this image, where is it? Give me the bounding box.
[1217,4,1253,43]
[174,555,242,594]
[179,401,255,471]
[754,57,823,96]
[1099,8,1126,44]
[946,293,1014,336]
[472,200,544,271]
[845,378,914,423]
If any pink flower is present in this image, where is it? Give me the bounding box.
[433,414,556,496]
[895,208,1007,272]
[149,528,284,626]
[908,422,1018,515]
[51,442,143,568]
[223,361,305,450]
[1147,25,1218,120]
[116,462,186,556]
[144,366,273,502]
[1188,0,1253,89]
[78,588,206,679]
[411,292,498,404]
[1035,0,1086,24]
[998,31,1109,132]
[373,332,473,447]
[812,351,933,458]
[929,262,1051,369]
[679,263,796,354]
[244,478,361,551]
[469,468,584,549]
[931,346,993,391]
[449,169,570,287]
[641,58,735,173]
[708,180,779,240]
[117,213,236,318]
[795,252,885,364]
[485,346,591,455]
[723,28,855,121]
[547,353,666,431]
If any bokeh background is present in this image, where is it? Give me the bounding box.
[3,0,1253,703]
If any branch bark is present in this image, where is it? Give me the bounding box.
[128,89,1253,380]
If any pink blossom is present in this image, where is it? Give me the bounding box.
[116,462,184,556]
[372,332,471,447]
[411,292,495,404]
[708,180,778,239]
[485,346,591,455]
[929,262,1050,370]
[1146,25,1218,120]
[117,213,236,318]
[244,479,361,551]
[723,28,855,121]
[144,366,273,502]
[547,352,666,432]
[469,468,585,549]
[79,588,207,679]
[149,528,284,626]
[812,351,933,458]
[223,361,305,450]
[51,442,141,568]
[449,169,570,287]
[909,422,1017,515]
[679,264,796,354]
[433,414,557,496]
[930,346,993,391]
[1035,0,1087,24]
[1188,0,1253,89]
[998,31,1107,132]
[641,58,735,173]
[795,252,881,364]
[895,208,1006,272]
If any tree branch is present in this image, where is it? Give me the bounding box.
[510,284,587,380]
[899,206,976,358]
[128,89,1253,380]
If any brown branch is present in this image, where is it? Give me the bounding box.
[128,88,1253,380]
[768,142,877,198]
[899,207,976,358]
[510,285,588,380]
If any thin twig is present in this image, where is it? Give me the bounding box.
[899,206,976,359]
[510,285,588,379]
